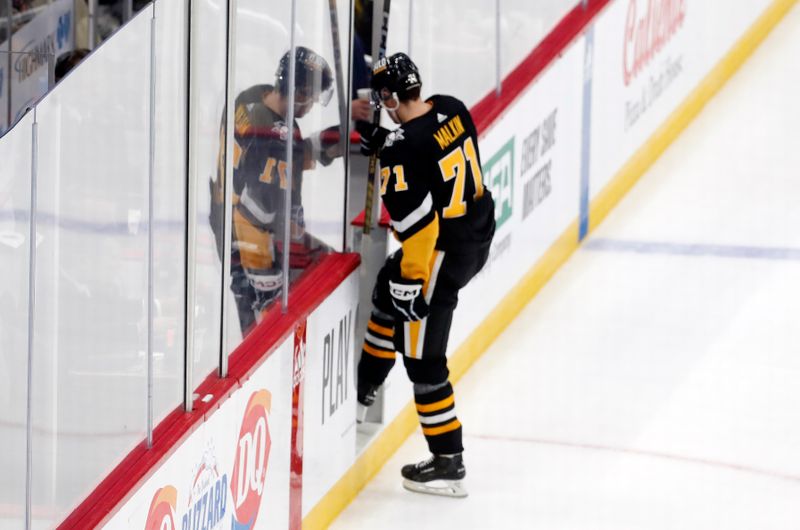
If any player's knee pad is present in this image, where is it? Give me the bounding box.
[402,355,449,386]
[413,380,449,395]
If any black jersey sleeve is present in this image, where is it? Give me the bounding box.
[380,148,435,241]
[380,142,440,283]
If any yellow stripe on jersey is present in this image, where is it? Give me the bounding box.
[400,213,439,283]
[404,320,423,359]
[421,419,461,436]
[423,250,443,298]
[415,394,454,414]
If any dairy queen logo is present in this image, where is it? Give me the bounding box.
[231,390,272,530]
[144,486,178,530]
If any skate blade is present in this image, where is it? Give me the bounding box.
[356,404,368,424]
[402,479,468,498]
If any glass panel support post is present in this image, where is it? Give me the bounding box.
[494,0,501,97]
[88,0,96,49]
[282,0,298,313]
[327,0,351,252]
[183,0,198,412]
[407,0,413,57]
[25,111,39,530]
[6,0,12,127]
[146,10,157,448]
[342,0,355,251]
[219,0,237,378]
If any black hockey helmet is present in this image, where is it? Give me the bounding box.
[275,46,334,106]
[370,52,421,104]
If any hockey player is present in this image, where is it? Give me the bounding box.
[210,46,339,335]
[356,53,495,497]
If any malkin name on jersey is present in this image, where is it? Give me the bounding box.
[433,114,466,150]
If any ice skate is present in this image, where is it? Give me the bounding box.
[356,383,380,424]
[401,454,467,498]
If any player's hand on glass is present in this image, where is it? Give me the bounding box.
[357,122,390,156]
[308,126,344,166]
[388,276,429,321]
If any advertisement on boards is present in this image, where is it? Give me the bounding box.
[0,0,74,131]
[447,39,585,355]
[589,0,773,199]
[301,271,358,516]
[103,337,294,530]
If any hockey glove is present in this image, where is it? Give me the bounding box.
[388,277,429,321]
[356,122,390,156]
[307,125,343,166]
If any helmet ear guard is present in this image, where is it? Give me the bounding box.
[370,86,400,111]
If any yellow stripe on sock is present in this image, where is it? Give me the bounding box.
[368,319,394,337]
[415,394,454,413]
[422,419,461,437]
[363,343,396,360]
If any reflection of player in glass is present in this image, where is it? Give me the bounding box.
[355,53,496,497]
[210,46,341,336]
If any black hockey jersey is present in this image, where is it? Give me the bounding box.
[234,88,305,233]
[379,95,495,281]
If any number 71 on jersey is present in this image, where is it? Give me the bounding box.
[380,137,484,219]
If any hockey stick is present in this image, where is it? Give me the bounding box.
[327,0,354,250]
[327,0,349,146]
[363,0,392,235]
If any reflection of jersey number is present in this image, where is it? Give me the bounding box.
[381,137,485,219]
[259,157,289,189]
[438,137,484,218]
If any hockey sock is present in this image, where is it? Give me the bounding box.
[358,312,397,386]
[415,381,463,455]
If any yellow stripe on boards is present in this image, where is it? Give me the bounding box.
[302,2,797,527]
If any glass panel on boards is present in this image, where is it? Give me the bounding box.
[28,7,153,525]
[0,110,34,529]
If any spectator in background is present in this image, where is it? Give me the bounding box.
[350,32,373,123]
[55,49,90,82]
[354,0,374,58]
